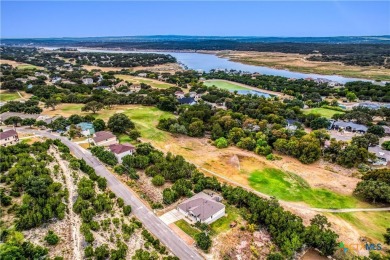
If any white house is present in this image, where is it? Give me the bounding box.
[92,131,118,146]
[174,91,185,99]
[177,192,225,224]
[108,143,136,163]
[82,78,94,85]
[0,129,19,146]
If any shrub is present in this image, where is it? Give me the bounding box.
[123,205,132,216]
[152,175,165,186]
[195,232,212,251]
[44,230,59,245]
[381,140,390,151]
[214,137,228,148]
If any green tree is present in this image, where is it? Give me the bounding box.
[367,125,385,137]
[44,230,59,245]
[82,101,104,114]
[228,127,245,144]
[152,175,165,186]
[123,205,132,216]
[195,232,212,251]
[188,120,205,137]
[45,98,60,110]
[214,137,228,148]
[93,118,106,132]
[108,113,135,133]
[346,92,357,102]
[21,118,36,128]
[4,116,22,126]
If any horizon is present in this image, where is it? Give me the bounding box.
[2,1,389,38]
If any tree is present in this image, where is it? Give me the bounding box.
[382,140,390,151]
[188,120,205,137]
[107,113,134,133]
[367,125,385,137]
[228,127,245,144]
[44,230,59,245]
[354,180,390,203]
[152,175,165,186]
[44,98,60,110]
[214,137,228,148]
[310,117,330,130]
[21,118,36,128]
[351,133,379,149]
[123,205,132,216]
[94,244,110,260]
[195,232,212,251]
[346,92,357,102]
[93,118,106,132]
[384,228,390,245]
[4,116,22,126]
[68,114,83,125]
[82,101,104,114]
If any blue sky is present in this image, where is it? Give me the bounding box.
[1,1,389,38]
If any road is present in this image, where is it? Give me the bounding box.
[19,129,203,260]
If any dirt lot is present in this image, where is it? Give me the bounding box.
[215,51,390,81]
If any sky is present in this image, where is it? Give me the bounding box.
[1,1,389,38]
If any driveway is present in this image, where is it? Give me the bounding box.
[160,209,184,225]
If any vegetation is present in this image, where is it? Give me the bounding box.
[354,169,390,204]
[90,146,118,166]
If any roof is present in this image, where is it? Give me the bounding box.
[333,121,368,132]
[0,112,40,122]
[178,192,225,221]
[178,97,196,105]
[93,131,116,143]
[368,146,390,161]
[286,119,300,125]
[77,122,94,131]
[109,143,135,154]
[0,129,18,140]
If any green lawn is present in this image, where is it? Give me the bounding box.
[115,74,174,89]
[17,64,40,70]
[203,80,250,91]
[336,212,390,243]
[210,204,241,235]
[174,219,201,239]
[248,168,360,209]
[1,92,20,101]
[303,107,344,119]
[61,104,84,112]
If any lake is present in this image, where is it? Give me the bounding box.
[44,47,371,84]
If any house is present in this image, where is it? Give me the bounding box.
[368,146,390,166]
[177,192,225,224]
[359,102,380,110]
[178,97,196,105]
[0,112,40,124]
[51,76,62,83]
[0,129,19,146]
[189,92,202,101]
[331,121,368,134]
[108,143,136,163]
[82,78,94,85]
[383,126,390,136]
[66,122,95,137]
[286,119,300,131]
[137,73,147,78]
[94,86,112,91]
[174,91,185,99]
[92,131,118,146]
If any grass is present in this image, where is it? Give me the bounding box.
[210,204,241,235]
[303,107,344,119]
[0,91,21,101]
[60,104,84,112]
[248,168,359,208]
[203,79,250,91]
[336,212,390,243]
[174,219,201,239]
[115,74,174,89]
[16,64,40,70]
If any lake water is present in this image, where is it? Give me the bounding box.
[44,47,371,84]
[235,90,271,98]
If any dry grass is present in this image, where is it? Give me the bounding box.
[0,59,43,70]
[217,51,390,81]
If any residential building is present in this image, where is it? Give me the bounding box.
[94,86,112,91]
[178,97,196,105]
[177,192,225,224]
[286,119,300,131]
[137,73,147,77]
[108,143,136,163]
[174,91,185,99]
[331,120,368,133]
[92,131,118,146]
[51,76,62,83]
[82,78,94,85]
[66,122,95,137]
[368,146,390,166]
[0,129,19,146]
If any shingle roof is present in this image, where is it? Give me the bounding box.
[178,193,225,221]
[93,131,116,143]
[0,129,18,140]
[109,144,135,155]
[178,97,196,104]
[333,121,368,132]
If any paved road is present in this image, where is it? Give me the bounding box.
[19,129,202,260]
